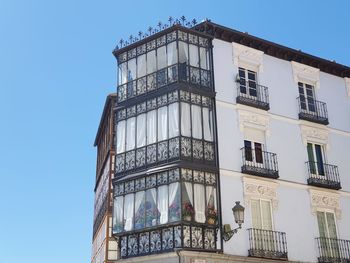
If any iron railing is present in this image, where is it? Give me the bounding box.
[316,237,350,263]
[236,80,269,110]
[117,63,212,103]
[297,97,329,125]
[306,161,341,190]
[241,147,279,179]
[248,228,288,260]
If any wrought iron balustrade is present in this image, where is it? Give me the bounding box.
[117,64,212,103]
[248,228,288,260]
[118,223,218,258]
[241,147,279,179]
[297,97,329,125]
[306,161,341,190]
[236,80,270,110]
[316,237,350,263]
[115,136,215,175]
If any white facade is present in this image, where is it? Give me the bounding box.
[214,38,350,262]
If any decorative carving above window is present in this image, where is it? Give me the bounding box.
[345,77,350,98]
[237,108,270,136]
[243,177,278,210]
[300,124,329,149]
[291,61,320,88]
[309,189,341,219]
[232,43,264,72]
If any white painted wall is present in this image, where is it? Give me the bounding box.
[213,38,350,262]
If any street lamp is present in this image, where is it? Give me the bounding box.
[223,201,245,242]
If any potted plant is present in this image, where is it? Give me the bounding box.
[183,201,194,221]
[206,208,217,225]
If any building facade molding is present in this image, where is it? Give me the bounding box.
[232,42,264,73]
[345,77,350,98]
[300,123,330,149]
[237,107,270,136]
[291,61,320,88]
[243,177,279,210]
[309,189,341,219]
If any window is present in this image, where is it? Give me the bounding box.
[244,140,263,164]
[239,67,257,97]
[298,82,316,112]
[307,143,325,175]
[317,211,340,258]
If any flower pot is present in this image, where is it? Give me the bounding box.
[183,215,192,221]
[207,218,216,225]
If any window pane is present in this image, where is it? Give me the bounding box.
[116,120,126,153]
[254,142,263,164]
[126,117,136,151]
[124,194,134,231]
[182,182,194,221]
[147,50,156,74]
[203,107,213,141]
[137,54,146,78]
[317,211,327,237]
[113,197,123,233]
[169,182,180,222]
[315,144,325,175]
[326,212,337,239]
[206,186,217,224]
[145,188,157,227]
[147,110,157,144]
[178,41,188,64]
[134,191,145,230]
[157,106,168,141]
[261,200,272,230]
[157,46,167,69]
[157,185,168,224]
[244,140,253,161]
[127,58,136,81]
[167,42,177,66]
[194,184,205,223]
[191,105,202,139]
[136,114,146,148]
[189,44,199,67]
[199,47,209,70]
[251,199,262,229]
[118,63,127,85]
[169,103,179,138]
[181,102,191,137]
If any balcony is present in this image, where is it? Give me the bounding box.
[248,228,288,260]
[236,80,270,110]
[241,147,279,179]
[297,97,329,125]
[306,162,341,190]
[316,237,350,263]
[117,63,212,103]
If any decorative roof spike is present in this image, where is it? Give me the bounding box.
[119,39,124,46]
[168,16,173,26]
[129,35,133,43]
[192,18,197,26]
[148,26,153,34]
[180,15,186,25]
[157,21,162,30]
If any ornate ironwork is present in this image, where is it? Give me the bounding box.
[248,228,288,260]
[306,162,341,190]
[316,237,350,263]
[236,80,270,110]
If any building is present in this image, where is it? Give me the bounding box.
[91,18,350,263]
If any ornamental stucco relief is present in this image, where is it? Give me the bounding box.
[291,61,320,88]
[238,109,270,135]
[232,43,264,72]
[309,189,341,219]
[300,124,329,148]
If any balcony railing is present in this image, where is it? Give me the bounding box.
[297,97,329,125]
[241,147,279,179]
[316,237,350,263]
[117,63,212,103]
[236,80,270,110]
[306,161,341,190]
[248,228,288,260]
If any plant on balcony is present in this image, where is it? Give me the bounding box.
[134,204,146,230]
[169,201,180,222]
[206,194,217,225]
[183,201,194,221]
[145,201,159,227]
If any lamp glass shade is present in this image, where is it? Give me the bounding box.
[232,201,245,225]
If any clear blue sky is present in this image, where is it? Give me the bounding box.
[0,1,349,262]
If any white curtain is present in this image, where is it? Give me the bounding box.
[189,44,199,67]
[158,106,168,141]
[146,188,158,227]
[134,191,145,228]
[118,62,127,85]
[181,102,191,137]
[191,105,202,139]
[169,183,179,221]
[168,103,179,138]
[126,117,135,151]
[136,114,146,148]
[167,42,178,66]
[194,184,205,223]
[157,185,168,224]
[199,47,209,70]
[184,182,193,205]
[206,186,217,209]
[116,120,125,154]
[157,46,167,69]
[203,107,213,141]
[147,110,157,144]
[124,194,134,231]
[137,54,146,78]
[113,197,123,233]
[178,41,188,64]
